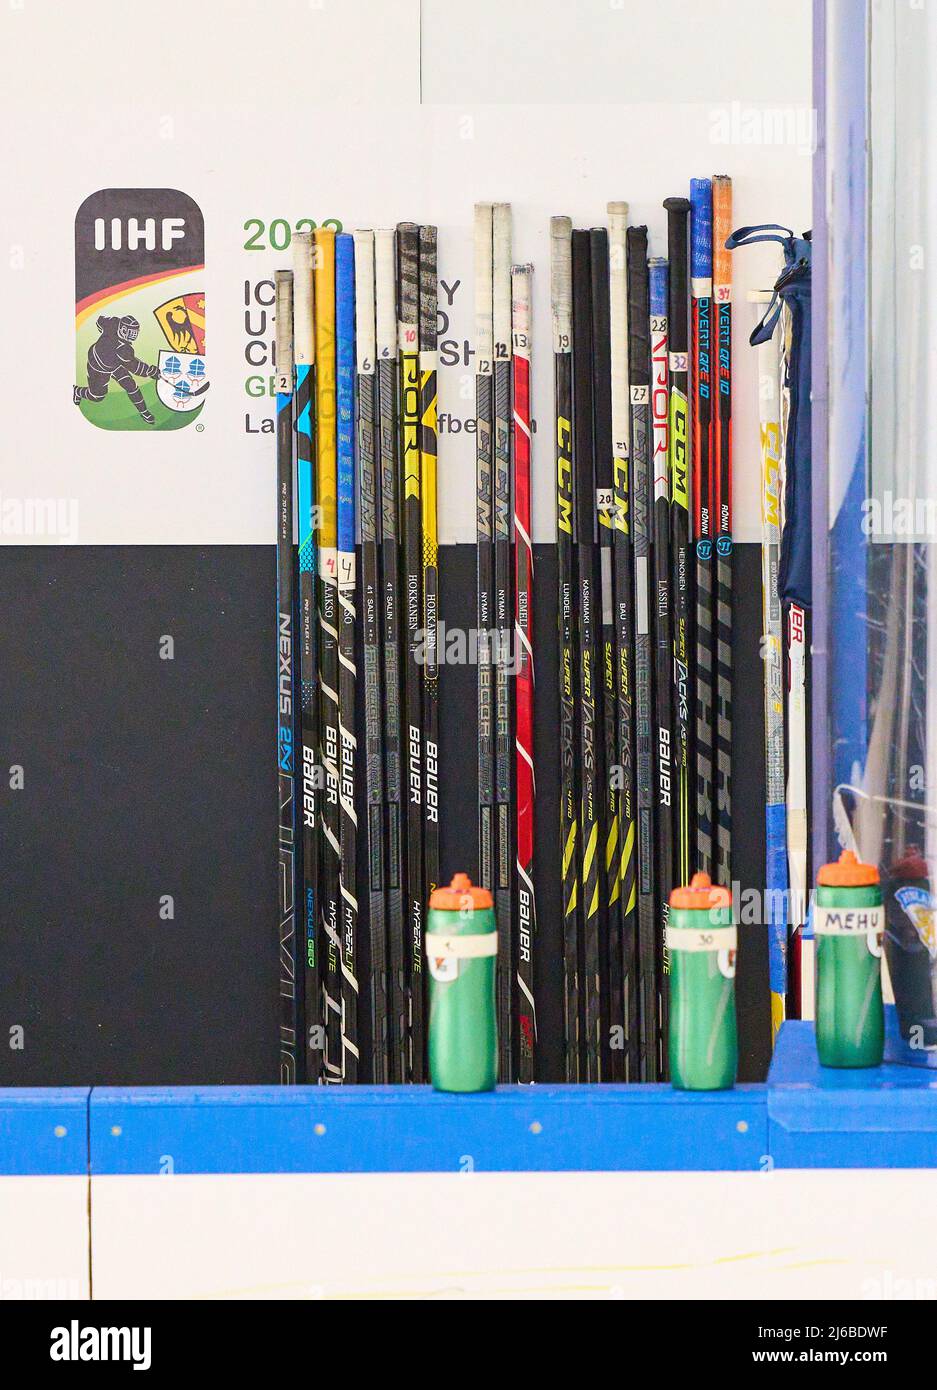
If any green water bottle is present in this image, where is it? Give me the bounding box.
[668,873,738,1091]
[814,850,884,1068]
[426,874,498,1092]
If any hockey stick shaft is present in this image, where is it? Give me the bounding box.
[375,229,409,1082]
[354,229,389,1083]
[663,197,692,893]
[572,227,603,1082]
[713,175,733,895]
[475,204,495,901]
[397,223,425,1081]
[313,228,343,1081]
[335,232,359,1083]
[690,178,715,880]
[608,202,640,1080]
[512,262,536,1082]
[787,601,808,1005]
[649,255,673,1071]
[292,234,321,1081]
[275,269,299,1083]
[552,216,580,1082]
[492,202,514,1082]
[591,226,622,1079]
[627,224,658,1081]
[753,294,789,1034]
[419,227,440,912]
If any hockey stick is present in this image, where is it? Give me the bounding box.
[787,600,808,1016]
[627,224,658,1081]
[780,281,808,1016]
[493,202,515,1082]
[275,269,299,1084]
[552,216,581,1083]
[475,204,495,903]
[397,222,425,1081]
[420,227,441,913]
[608,202,640,1080]
[649,255,673,1070]
[375,229,408,1081]
[512,261,537,1082]
[591,227,622,1079]
[313,227,343,1082]
[690,178,715,881]
[572,228,603,1082]
[663,197,692,893]
[335,232,359,1082]
[354,229,389,1083]
[713,175,734,894]
[752,292,789,1037]
[292,233,322,1082]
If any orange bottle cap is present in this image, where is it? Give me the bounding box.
[670,872,731,910]
[817,849,879,887]
[428,873,494,912]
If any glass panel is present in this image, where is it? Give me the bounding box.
[824,0,937,1060]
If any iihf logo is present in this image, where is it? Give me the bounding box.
[74,189,207,431]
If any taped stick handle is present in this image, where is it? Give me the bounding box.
[275,270,293,391]
[712,175,733,300]
[492,202,512,362]
[550,215,572,355]
[374,229,396,361]
[690,177,713,291]
[419,224,438,353]
[353,230,376,375]
[663,197,690,354]
[474,202,493,373]
[292,235,314,368]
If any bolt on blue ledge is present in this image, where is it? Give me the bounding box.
[0,1088,90,1176]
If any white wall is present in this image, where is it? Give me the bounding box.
[91,1168,937,1300]
[0,1177,90,1299]
[422,0,810,106]
[0,0,811,546]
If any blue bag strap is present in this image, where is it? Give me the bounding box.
[725,223,794,250]
[748,240,812,344]
[750,292,784,345]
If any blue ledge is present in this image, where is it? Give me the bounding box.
[0,1088,90,1175]
[89,1083,767,1175]
[2,1024,933,1176]
[768,1021,937,1168]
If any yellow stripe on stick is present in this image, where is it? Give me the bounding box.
[313,228,336,546]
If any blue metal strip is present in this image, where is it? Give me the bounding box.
[90,1084,767,1175]
[4,1026,936,1177]
[0,1088,90,1176]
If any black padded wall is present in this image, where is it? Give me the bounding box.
[0,543,769,1085]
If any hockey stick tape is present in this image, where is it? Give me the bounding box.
[666,926,737,953]
[424,933,499,960]
[812,906,883,937]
